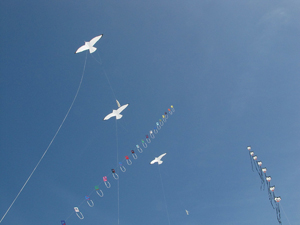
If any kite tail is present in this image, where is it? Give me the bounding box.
[259,171,265,190]
[276,205,282,224]
[249,154,254,172]
[267,189,276,209]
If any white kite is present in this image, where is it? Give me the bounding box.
[150,153,167,165]
[103,102,129,120]
[185,210,189,215]
[75,34,103,54]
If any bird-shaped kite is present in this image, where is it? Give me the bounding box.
[75,34,103,54]
[103,102,129,120]
[150,153,167,165]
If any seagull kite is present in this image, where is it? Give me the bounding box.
[75,34,103,54]
[103,101,129,120]
[150,153,167,165]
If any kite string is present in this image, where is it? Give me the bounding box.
[158,165,171,225]
[0,52,88,224]
[280,203,292,225]
[91,53,117,101]
[116,120,120,225]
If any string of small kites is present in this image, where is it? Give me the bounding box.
[61,106,175,225]
[247,146,282,224]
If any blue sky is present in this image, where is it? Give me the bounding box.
[1,0,300,225]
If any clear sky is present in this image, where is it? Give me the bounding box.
[1,0,300,225]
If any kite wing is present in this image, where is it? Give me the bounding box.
[103,112,115,120]
[117,104,129,114]
[157,153,167,160]
[150,159,158,164]
[75,45,89,54]
[89,34,103,46]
